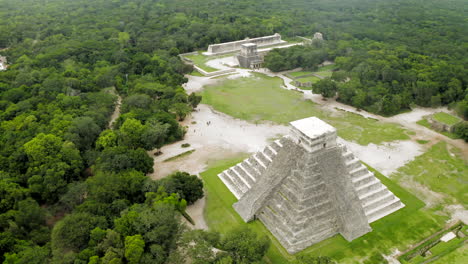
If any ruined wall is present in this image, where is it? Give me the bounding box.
[207,33,283,55]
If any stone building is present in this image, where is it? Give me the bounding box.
[237,43,263,69]
[218,117,404,253]
[313,32,324,40]
[0,56,7,71]
[205,33,284,55]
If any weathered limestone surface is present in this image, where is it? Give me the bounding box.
[218,117,405,254]
[206,33,283,55]
[237,43,263,69]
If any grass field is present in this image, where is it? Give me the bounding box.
[188,70,204,77]
[432,112,461,126]
[432,243,468,264]
[296,75,321,83]
[314,71,333,78]
[201,157,446,263]
[392,142,468,207]
[201,72,409,145]
[289,71,313,77]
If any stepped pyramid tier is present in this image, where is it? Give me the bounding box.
[218,117,405,254]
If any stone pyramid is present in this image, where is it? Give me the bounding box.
[218,117,404,254]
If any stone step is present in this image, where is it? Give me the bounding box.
[275,192,331,220]
[342,150,353,160]
[285,225,336,247]
[263,146,276,159]
[293,219,337,241]
[356,178,382,197]
[367,200,404,223]
[288,172,322,189]
[365,197,401,218]
[230,167,252,189]
[282,181,327,203]
[346,158,361,170]
[218,172,242,199]
[359,186,389,205]
[270,139,283,152]
[349,166,368,178]
[267,145,278,155]
[352,172,375,188]
[282,179,325,196]
[225,169,249,195]
[241,159,261,177]
[363,192,395,212]
[256,152,271,167]
[248,156,266,172]
[251,154,267,170]
[280,216,336,243]
[237,163,257,183]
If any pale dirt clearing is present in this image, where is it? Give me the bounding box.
[149,104,289,229]
[149,104,289,180]
[338,139,424,177]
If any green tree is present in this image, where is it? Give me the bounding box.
[51,212,107,257]
[125,235,145,264]
[221,226,270,263]
[313,78,338,98]
[162,171,204,205]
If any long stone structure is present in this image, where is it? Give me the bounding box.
[218,117,404,254]
[205,33,284,55]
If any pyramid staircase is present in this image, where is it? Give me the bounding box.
[217,117,405,253]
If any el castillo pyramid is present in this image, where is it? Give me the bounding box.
[218,117,405,254]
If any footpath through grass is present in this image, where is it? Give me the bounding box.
[201,157,446,263]
[201,72,409,145]
[392,142,468,207]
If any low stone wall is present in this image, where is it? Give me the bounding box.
[428,118,456,133]
[192,65,235,77]
[294,81,312,88]
[206,33,283,55]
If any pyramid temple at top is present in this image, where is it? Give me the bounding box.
[218,117,405,254]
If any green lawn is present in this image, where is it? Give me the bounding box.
[289,71,313,77]
[201,72,409,145]
[296,75,321,83]
[188,70,204,77]
[392,142,468,207]
[432,243,468,264]
[201,157,446,263]
[313,71,333,78]
[317,64,336,72]
[432,112,461,126]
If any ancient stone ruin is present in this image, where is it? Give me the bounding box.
[0,56,7,71]
[204,33,284,55]
[237,43,263,69]
[218,117,404,254]
[313,32,324,40]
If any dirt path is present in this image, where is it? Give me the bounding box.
[108,88,122,129]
